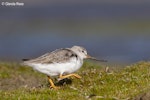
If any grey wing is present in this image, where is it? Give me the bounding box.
[25,49,78,64]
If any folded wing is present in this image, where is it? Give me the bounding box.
[23,48,78,64]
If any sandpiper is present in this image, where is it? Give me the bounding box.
[23,46,106,89]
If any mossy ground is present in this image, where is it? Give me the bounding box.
[0,61,150,100]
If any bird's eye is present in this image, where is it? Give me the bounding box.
[82,50,84,53]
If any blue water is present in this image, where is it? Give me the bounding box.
[0,32,150,64]
[0,2,150,64]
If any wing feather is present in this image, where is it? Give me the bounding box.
[24,48,78,64]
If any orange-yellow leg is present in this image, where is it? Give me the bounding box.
[47,76,59,89]
[58,73,81,80]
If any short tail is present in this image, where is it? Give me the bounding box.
[21,59,30,66]
[22,59,30,61]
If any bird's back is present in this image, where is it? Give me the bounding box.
[23,48,78,64]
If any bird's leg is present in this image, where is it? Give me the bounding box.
[47,76,59,89]
[58,73,81,80]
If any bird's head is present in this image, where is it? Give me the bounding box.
[71,45,107,62]
[71,46,88,59]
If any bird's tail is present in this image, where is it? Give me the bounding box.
[22,59,30,61]
[21,59,30,66]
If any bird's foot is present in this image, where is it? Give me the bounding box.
[58,73,82,81]
[73,74,82,79]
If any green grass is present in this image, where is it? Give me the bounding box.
[0,61,150,100]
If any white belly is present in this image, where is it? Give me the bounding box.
[26,59,83,76]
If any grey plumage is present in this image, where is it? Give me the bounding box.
[23,48,78,64]
[22,46,107,89]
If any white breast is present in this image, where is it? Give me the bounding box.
[27,58,83,76]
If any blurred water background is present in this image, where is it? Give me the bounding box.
[0,0,150,65]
